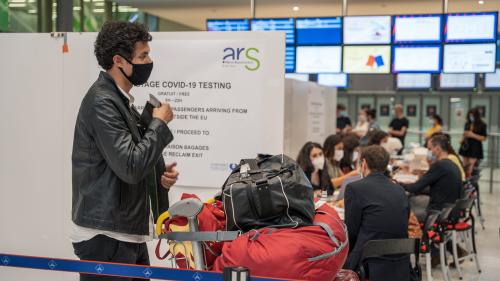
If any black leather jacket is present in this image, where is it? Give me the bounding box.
[72,72,173,235]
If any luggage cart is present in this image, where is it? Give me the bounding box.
[155,198,239,270]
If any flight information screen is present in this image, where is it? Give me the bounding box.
[343,16,391,44]
[206,19,250,31]
[393,14,442,44]
[251,18,295,45]
[445,12,498,43]
[296,17,342,45]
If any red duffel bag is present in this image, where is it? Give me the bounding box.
[213,203,349,280]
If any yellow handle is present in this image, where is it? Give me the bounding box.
[156,211,170,236]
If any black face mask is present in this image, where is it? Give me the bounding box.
[119,57,153,86]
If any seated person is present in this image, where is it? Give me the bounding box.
[367,130,389,146]
[430,132,466,182]
[339,133,360,174]
[297,142,333,197]
[401,135,463,218]
[344,145,410,280]
[323,134,359,189]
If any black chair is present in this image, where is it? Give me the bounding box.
[420,211,441,281]
[434,203,456,281]
[358,238,420,281]
[447,197,482,279]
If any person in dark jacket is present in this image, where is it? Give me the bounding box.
[71,21,178,280]
[344,145,410,280]
[402,134,463,216]
[297,142,334,197]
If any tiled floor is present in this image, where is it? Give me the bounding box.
[422,181,500,281]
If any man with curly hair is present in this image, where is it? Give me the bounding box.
[70,21,177,280]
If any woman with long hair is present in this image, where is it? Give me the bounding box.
[323,134,359,189]
[297,142,333,196]
[425,114,443,145]
[459,108,487,177]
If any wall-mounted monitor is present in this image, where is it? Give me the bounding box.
[445,12,498,43]
[393,14,442,44]
[397,74,432,89]
[439,73,476,88]
[485,69,500,89]
[285,46,296,73]
[343,45,391,74]
[251,18,295,45]
[392,45,441,73]
[206,19,250,31]
[295,17,342,45]
[296,46,342,73]
[443,43,496,73]
[343,16,391,44]
[317,73,348,88]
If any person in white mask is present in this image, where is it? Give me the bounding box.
[296,142,333,198]
[323,134,360,190]
[352,109,370,138]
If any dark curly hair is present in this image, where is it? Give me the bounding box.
[94,21,152,70]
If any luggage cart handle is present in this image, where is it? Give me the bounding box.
[159,231,240,242]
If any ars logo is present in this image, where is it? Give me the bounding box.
[223,47,261,71]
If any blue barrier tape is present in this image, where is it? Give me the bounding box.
[0,253,284,281]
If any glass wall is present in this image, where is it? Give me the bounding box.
[0,0,38,32]
[0,0,157,33]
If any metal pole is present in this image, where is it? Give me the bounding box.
[489,136,495,193]
[104,0,113,23]
[37,0,53,32]
[56,0,73,32]
[442,0,448,14]
[187,217,205,270]
[79,0,84,32]
[342,0,348,16]
[250,0,255,18]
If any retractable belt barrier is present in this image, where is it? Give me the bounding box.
[0,253,285,281]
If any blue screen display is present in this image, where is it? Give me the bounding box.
[296,17,342,45]
[251,18,295,45]
[285,46,295,73]
[497,36,500,62]
[206,19,249,31]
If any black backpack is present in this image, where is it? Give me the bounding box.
[221,154,315,232]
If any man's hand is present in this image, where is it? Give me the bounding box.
[153,102,174,124]
[161,162,178,190]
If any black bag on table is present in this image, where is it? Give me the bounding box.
[221,154,315,232]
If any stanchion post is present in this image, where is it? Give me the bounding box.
[489,135,496,194]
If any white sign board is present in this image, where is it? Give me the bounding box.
[127,33,285,188]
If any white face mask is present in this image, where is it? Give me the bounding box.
[334,150,344,162]
[427,150,437,162]
[312,156,325,171]
[352,151,359,162]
